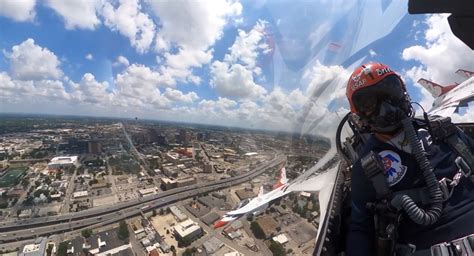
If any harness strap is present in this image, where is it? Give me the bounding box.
[361,150,391,199]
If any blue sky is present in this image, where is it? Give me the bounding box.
[1,0,473,134]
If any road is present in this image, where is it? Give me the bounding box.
[60,169,77,213]
[0,155,285,243]
[179,204,256,255]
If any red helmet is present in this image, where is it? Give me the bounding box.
[346,63,407,115]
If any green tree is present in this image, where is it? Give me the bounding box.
[57,241,69,256]
[246,214,254,222]
[269,241,286,256]
[81,229,92,238]
[118,221,129,240]
[182,247,196,256]
[250,221,265,239]
[21,178,29,187]
[46,244,53,256]
[152,209,157,217]
[56,170,62,180]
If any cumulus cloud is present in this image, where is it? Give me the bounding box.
[45,0,101,30]
[113,55,130,67]
[303,60,349,106]
[85,53,93,60]
[402,14,474,110]
[102,0,156,53]
[148,0,242,50]
[209,20,270,99]
[451,104,474,123]
[71,73,111,105]
[298,61,352,136]
[0,0,36,22]
[113,64,176,109]
[210,61,267,99]
[225,20,269,69]
[165,47,213,71]
[147,0,242,82]
[4,38,63,80]
[0,72,70,103]
[163,88,199,103]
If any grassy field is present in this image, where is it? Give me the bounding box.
[0,168,27,187]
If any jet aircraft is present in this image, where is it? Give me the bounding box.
[214,164,291,228]
[418,69,474,117]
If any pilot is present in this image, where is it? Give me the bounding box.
[345,63,474,256]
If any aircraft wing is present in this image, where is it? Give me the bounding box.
[224,189,292,216]
[427,77,474,117]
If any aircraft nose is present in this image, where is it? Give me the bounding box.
[213,220,228,229]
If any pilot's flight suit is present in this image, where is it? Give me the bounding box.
[347,127,474,255]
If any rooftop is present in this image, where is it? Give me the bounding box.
[20,237,47,256]
[170,206,187,221]
[203,237,224,254]
[272,234,289,244]
[174,219,201,238]
[49,156,78,165]
[256,216,279,238]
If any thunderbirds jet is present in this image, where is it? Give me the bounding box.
[417,69,474,117]
[214,146,340,230]
[214,164,291,228]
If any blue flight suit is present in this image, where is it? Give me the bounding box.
[347,128,474,255]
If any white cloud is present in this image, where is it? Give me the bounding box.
[114,64,173,109]
[209,20,270,99]
[165,47,213,71]
[402,14,474,110]
[148,0,242,50]
[210,61,267,99]
[72,73,111,105]
[0,0,36,22]
[147,0,242,82]
[163,88,199,103]
[85,53,93,60]
[4,38,63,80]
[0,72,70,103]
[288,88,308,108]
[102,0,156,53]
[45,0,101,30]
[297,61,353,136]
[225,20,268,69]
[369,49,377,57]
[452,105,474,123]
[0,72,18,98]
[113,55,130,67]
[303,60,349,106]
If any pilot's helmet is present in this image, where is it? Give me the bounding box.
[346,63,411,132]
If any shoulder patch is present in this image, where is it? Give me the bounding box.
[378,150,407,186]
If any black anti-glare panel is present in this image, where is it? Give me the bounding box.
[408,0,474,49]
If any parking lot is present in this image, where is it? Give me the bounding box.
[149,214,181,254]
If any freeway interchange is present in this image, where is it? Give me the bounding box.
[0,154,285,243]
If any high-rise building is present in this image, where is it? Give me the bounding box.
[88,141,102,154]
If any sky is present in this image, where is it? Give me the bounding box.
[1,0,473,136]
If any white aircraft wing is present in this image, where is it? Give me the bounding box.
[225,189,292,216]
[426,77,474,117]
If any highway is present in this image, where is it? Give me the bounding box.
[0,155,285,243]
